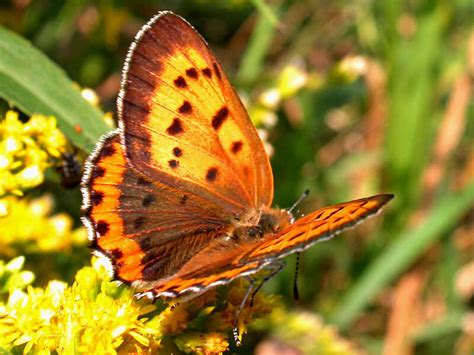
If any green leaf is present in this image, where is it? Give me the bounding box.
[0,26,109,152]
[412,312,464,344]
[384,8,445,209]
[330,182,474,328]
[237,4,281,85]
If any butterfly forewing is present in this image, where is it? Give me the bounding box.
[119,12,273,214]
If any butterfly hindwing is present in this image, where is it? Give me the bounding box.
[81,130,235,288]
[119,12,273,215]
[243,194,394,261]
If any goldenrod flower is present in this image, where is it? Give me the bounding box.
[0,255,283,353]
[175,332,229,354]
[0,256,35,296]
[0,195,87,256]
[0,257,161,354]
[253,308,361,355]
[0,111,69,196]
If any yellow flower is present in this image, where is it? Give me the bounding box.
[0,257,163,354]
[0,195,87,256]
[0,256,35,295]
[254,308,361,355]
[0,111,69,196]
[335,55,368,83]
[175,332,229,354]
[154,303,190,335]
[277,64,308,98]
[0,255,284,353]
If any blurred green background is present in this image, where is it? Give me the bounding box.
[0,0,472,353]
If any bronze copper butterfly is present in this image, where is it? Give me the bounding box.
[81,12,393,307]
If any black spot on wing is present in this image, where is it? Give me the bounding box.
[212,107,229,130]
[178,101,192,114]
[173,147,183,157]
[92,167,105,179]
[96,220,109,236]
[142,194,156,207]
[167,118,183,135]
[101,144,116,157]
[168,159,179,169]
[186,68,198,78]
[174,76,187,88]
[109,248,123,260]
[91,190,104,206]
[202,67,212,78]
[213,63,222,80]
[231,141,243,154]
[206,167,218,182]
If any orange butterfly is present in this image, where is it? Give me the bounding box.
[81,11,392,315]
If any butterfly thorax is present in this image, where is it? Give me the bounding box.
[231,208,292,241]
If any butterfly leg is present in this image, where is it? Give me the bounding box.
[249,259,286,307]
[232,276,255,346]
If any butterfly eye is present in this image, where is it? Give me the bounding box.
[247,226,263,238]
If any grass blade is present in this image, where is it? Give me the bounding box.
[237,4,281,85]
[330,182,474,328]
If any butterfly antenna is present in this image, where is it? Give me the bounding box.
[233,277,255,347]
[293,253,300,302]
[288,189,310,214]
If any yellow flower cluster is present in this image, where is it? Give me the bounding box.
[250,64,309,129]
[249,55,370,129]
[0,257,35,296]
[252,308,360,355]
[0,194,87,256]
[0,257,279,354]
[0,258,160,354]
[0,110,69,196]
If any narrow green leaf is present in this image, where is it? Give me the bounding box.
[0,26,109,152]
[237,5,281,85]
[330,182,474,328]
[250,0,280,27]
[412,312,464,344]
[385,8,445,208]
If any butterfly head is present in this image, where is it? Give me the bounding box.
[231,208,292,241]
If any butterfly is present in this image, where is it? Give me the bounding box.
[81,12,393,310]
